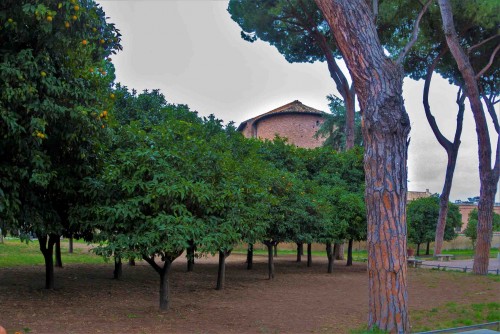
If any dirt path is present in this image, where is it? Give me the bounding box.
[0,254,498,334]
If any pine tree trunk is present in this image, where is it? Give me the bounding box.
[428,73,464,256]
[296,242,303,262]
[68,235,73,254]
[437,0,499,275]
[113,256,122,280]
[264,241,275,280]
[315,1,411,331]
[216,250,231,290]
[246,243,253,270]
[39,234,57,289]
[307,243,312,267]
[55,237,62,268]
[326,242,334,273]
[346,239,353,266]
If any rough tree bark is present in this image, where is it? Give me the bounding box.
[315,0,412,331]
[113,256,122,280]
[307,243,312,267]
[423,46,465,255]
[39,234,58,289]
[326,242,334,273]
[246,243,253,270]
[216,249,232,290]
[346,239,353,266]
[55,237,63,268]
[437,0,500,275]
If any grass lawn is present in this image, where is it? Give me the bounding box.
[0,238,106,267]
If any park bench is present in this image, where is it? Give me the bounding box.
[434,254,454,261]
[407,257,423,268]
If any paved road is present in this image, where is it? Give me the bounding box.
[420,256,500,273]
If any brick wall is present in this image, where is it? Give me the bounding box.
[248,113,326,148]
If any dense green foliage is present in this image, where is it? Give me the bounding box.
[464,209,500,248]
[0,0,121,240]
[315,95,363,151]
[407,196,462,255]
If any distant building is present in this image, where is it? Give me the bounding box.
[407,189,432,202]
[237,100,326,148]
[455,202,500,232]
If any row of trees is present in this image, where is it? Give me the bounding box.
[229,0,498,331]
[78,86,367,310]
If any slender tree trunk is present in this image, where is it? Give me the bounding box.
[142,254,178,311]
[55,237,62,268]
[113,256,122,280]
[307,243,312,267]
[312,30,356,150]
[68,235,73,254]
[416,243,421,257]
[296,242,303,262]
[423,48,465,256]
[346,239,354,266]
[315,1,411,331]
[216,250,231,290]
[246,243,253,270]
[273,243,278,257]
[437,0,500,275]
[128,257,135,266]
[326,242,334,273]
[158,263,171,311]
[186,240,195,272]
[299,242,304,256]
[426,242,431,256]
[264,241,275,280]
[39,234,57,289]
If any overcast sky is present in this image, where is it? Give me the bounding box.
[99,0,498,203]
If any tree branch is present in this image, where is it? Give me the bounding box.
[397,0,433,64]
[142,254,161,274]
[482,94,500,134]
[423,46,452,150]
[467,34,500,53]
[475,43,500,79]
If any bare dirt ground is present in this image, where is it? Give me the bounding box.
[1,253,498,334]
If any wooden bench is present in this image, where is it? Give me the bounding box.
[407,257,423,268]
[435,254,454,261]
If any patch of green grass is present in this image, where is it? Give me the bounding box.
[411,302,500,332]
[0,239,106,267]
[350,326,388,334]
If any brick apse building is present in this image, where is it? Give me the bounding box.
[237,100,326,148]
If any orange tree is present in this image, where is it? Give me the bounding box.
[80,97,271,309]
[0,0,121,288]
